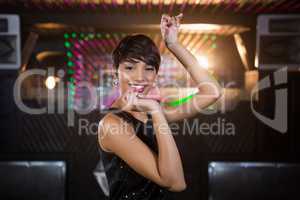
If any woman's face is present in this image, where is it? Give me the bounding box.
[116,58,157,96]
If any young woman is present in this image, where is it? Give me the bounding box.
[98,13,222,200]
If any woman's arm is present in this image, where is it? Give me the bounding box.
[151,106,186,191]
[99,107,186,191]
[160,14,222,122]
[162,41,222,122]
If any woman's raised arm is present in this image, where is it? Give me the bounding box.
[160,13,222,122]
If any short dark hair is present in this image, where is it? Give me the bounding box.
[112,34,160,73]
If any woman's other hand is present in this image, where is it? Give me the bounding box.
[160,13,183,47]
[123,89,162,114]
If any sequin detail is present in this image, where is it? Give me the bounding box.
[98,108,174,200]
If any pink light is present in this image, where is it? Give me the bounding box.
[104,87,120,108]
[74,73,82,80]
[224,0,237,11]
[74,42,81,49]
[101,39,111,51]
[107,38,116,48]
[95,40,108,53]
[179,0,188,13]
[88,40,104,53]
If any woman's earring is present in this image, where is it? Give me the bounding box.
[113,78,119,87]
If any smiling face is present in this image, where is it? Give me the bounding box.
[116,58,157,96]
[111,34,161,104]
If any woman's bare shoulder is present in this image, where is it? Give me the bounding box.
[100,112,124,129]
[99,112,134,138]
[99,113,124,131]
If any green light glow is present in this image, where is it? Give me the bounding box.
[64,33,69,39]
[67,61,74,67]
[163,92,198,107]
[89,33,95,39]
[69,83,75,89]
[64,41,71,48]
[96,33,102,38]
[69,77,75,83]
[67,51,73,58]
[68,69,75,74]
[69,90,75,96]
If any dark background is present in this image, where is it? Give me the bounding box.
[0,1,300,200]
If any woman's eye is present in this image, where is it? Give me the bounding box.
[146,67,155,71]
[125,66,133,70]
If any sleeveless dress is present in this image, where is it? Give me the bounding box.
[97,107,175,200]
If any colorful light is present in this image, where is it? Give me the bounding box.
[67,51,73,58]
[67,61,74,67]
[64,41,71,48]
[5,0,299,14]
[64,33,69,39]
[63,31,220,109]
[196,55,210,70]
[45,76,56,90]
[71,32,77,38]
[163,92,198,107]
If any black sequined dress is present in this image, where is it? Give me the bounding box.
[97,107,175,200]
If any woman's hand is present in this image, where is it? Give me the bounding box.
[160,13,183,47]
[123,89,162,114]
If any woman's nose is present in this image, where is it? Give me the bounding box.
[135,68,145,81]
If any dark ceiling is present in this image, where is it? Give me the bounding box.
[1,0,298,72]
[0,0,299,32]
[1,0,299,14]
